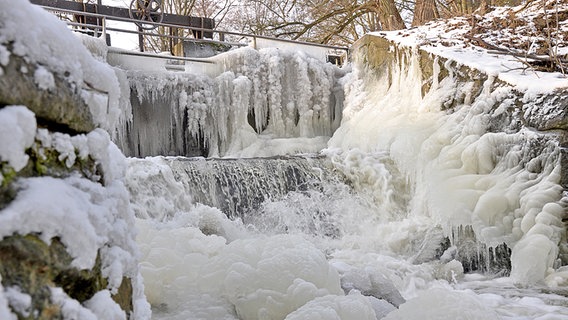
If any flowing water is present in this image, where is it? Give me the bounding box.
[122,46,568,319]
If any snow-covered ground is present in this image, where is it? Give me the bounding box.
[1,0,568,320]
[377,1,568,92]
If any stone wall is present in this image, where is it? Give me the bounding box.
[0,27,143,320]
[349,34,568,271]
[351,34,568,188]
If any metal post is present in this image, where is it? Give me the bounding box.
[138,26,144,52]
[102,16,106,40]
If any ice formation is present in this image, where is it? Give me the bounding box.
[126,33,568,319]
[328,37,567,285]
[382,288,500,320]
[116,47,346,158]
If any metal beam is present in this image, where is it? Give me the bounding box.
[29,0,214,30]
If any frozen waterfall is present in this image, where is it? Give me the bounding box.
[118,43,568,319]
[115,47,346,158]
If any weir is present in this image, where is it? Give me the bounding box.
[165,155,347,220]
[108,28,568,319]
[116,32,568,282]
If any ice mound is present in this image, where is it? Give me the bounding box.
[383,288,499,320]
[198,234,344,319]
[338,266,405,307]
[285,292,378,320]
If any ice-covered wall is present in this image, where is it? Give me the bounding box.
[0,1,150,318]
[330,34,568,284]
[114,47,347,158]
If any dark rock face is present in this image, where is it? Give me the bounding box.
[0,235,68,320]
[0,235,132,319]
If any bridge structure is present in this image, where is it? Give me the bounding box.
[31,0,349,69]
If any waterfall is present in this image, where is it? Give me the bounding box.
[120,39,568,319]
[329,41,567,284]
[164,155,347,221]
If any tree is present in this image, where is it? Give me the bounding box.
[224,0,409,46]
[375,0,407,30]
[412,0,440,26]
[127,0,529,51]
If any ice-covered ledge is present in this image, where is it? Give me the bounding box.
[350,32,568,187]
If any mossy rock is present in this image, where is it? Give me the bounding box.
[0,45,95,134]
[0,234,133,319]
[0,133,131,317]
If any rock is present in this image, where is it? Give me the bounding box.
[0,45,96,134]
[353,33,568,186]
[0,235,133,319]
[0,2,146,318]
[0,123,135,318]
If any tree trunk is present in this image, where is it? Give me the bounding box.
[411,0,440,27]
[375,0,406,30]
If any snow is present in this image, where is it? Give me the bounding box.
[0,106,36,173]
[33,66,55,90]
[2,0,568,319]
[0,44,9,66]
[376,3,568,93]
[84,290,126,320]
[3,287,31,318]
[51,287,98,320]
[0,0,131,134]
[0,281,18,320]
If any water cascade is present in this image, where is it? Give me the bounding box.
[128,155,348,220]
[119,37,568,318]
[329,37,567,284]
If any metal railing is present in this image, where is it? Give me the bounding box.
[40,5,349,64]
